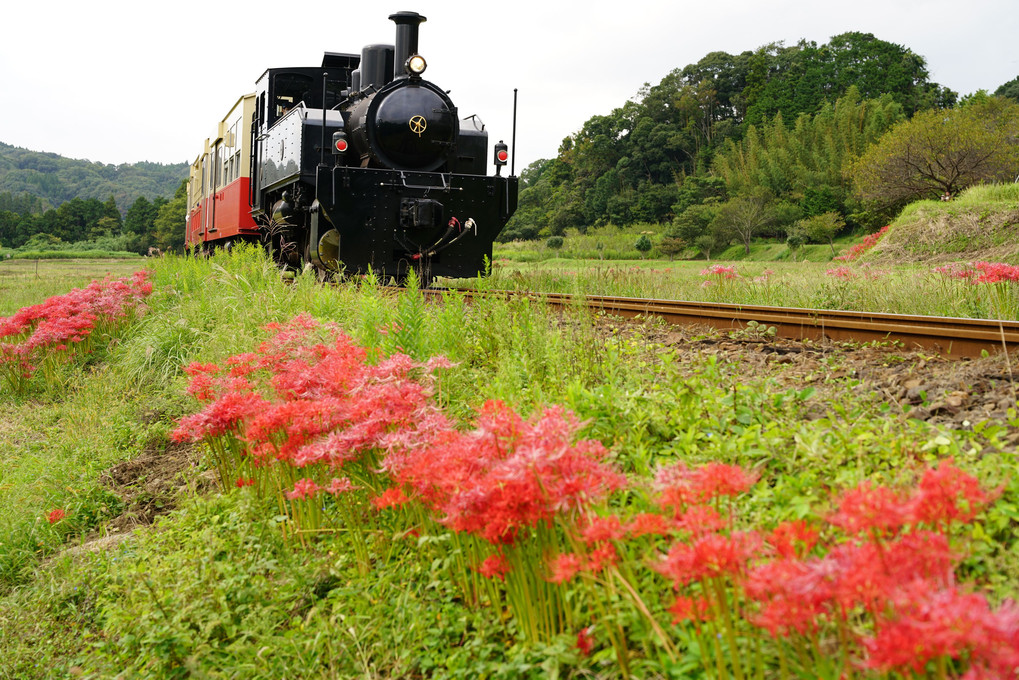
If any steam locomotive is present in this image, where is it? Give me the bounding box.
[185,11,518,283]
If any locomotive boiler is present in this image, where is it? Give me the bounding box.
[185,11,518,284]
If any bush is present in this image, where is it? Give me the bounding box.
[545,235,564,250]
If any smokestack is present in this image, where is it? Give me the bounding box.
[389,11,426,79]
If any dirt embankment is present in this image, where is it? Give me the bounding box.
[871,202,1019,264]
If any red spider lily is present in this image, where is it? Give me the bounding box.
[745,556,836,636]
[672,505,726,537]
[585,543,619,574]
[47,508,66,524]
[700,264,739,279]
[908,458,998,527]
[830,531,956,614]
[654,531,762,587]
[747,531,955,638]
[235,477,255,488]
[933,263,978,281]
[862,583,1019,677]
[0,271,153,392]
[475,553,511,581]
[655,461,759,511]
[387,401,625,545]
[580,515,625,545]
[183,362,222,401]
[285,478,321,500]
[373,487,410,510]
[575,626,595,656]
[972,261,1019,284]
[624,512,674,538]
[171,391,271,443]
[834,225,889,261]
[668,594,713,624]
[325,477,356,496]
[547,553,584,584]
[828,480,912,536]
[244,397,356,463]
[767,519,819,559]
[0,343,33,379]
[825,265,856,280]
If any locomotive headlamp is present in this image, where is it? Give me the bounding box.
[407,54,427,75]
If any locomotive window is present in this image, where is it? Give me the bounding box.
[272,73,315,119]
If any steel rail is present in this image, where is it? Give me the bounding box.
[431,288,1019,358]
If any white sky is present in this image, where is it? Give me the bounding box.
[0,0,1016,177]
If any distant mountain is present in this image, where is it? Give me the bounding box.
[0,142,188,214]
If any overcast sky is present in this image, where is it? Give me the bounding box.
[1,0,1016,177]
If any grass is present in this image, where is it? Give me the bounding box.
[3,250,141,260]
[0,258,145,316]
[464,258,1019,320]
[1,246,1017,679]
[494,220,861,265]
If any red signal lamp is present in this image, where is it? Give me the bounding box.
[332,131,349,155]
[494,140,508,166]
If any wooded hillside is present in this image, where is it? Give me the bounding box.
[0,142,187,214]
[504,32,1019,255]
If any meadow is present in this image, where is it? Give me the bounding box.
[474,258,1019,320]
[0,258,143,316]
[480,184,1019,320]
[0,246,1017,679]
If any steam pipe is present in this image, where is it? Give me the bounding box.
[390,11,425,79]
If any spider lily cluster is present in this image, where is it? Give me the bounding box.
[172,314,1017,678]
[834,226,890,262]
[0,271,153,394]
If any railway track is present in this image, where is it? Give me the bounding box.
[430,288,1019,359]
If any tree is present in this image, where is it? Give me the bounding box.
[694,231,728,260]
[124,196,155,236]
[668,201,721,243]
[123,195,169,253]
[852,98,1019,208]
[714,190,777,255]
[713,89,904,209]
[785,223,808,255]
[545,235,564,250]
[634,234,653,257]
[793,212,846,256]
[994,76,1019,103]
[744,33,955,126]
[152,180,187,251]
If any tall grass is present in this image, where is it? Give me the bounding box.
[463,259,1019,320]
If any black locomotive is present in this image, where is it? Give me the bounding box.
[185,11,518,283]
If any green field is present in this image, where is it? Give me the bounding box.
[0,258,144,316]
[1,247,1017,679]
